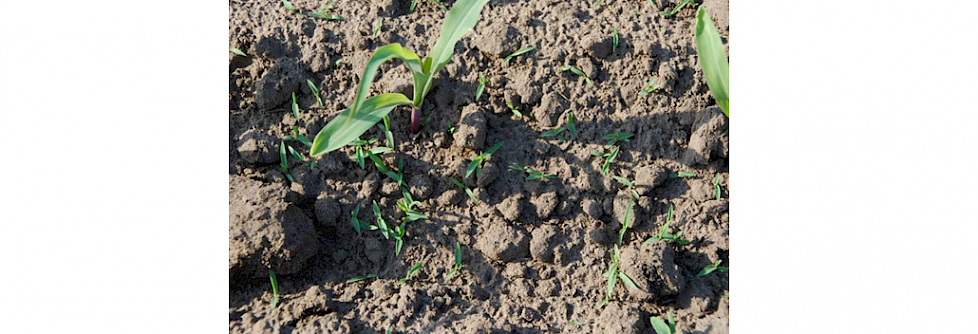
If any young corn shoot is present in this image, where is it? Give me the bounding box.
[268,269,279,308]
[598,244,639,308]
[643,204,691,245]
[465,140,505,179]
[373,17,383,37]
[307,79,324,107]
[397,260,426,285]
[508,164,556,181]
[503,46,535,65]
[310,0,491,158]
[561,65,593,87]
[446,241,462,280]
[695,6,729,116]
[650,312,678,334]
[697,259,729,277]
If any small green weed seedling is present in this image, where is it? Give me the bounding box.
[346,273,378,284]
[697,259,728,277]
[268,269,279,308]
[410,0,420,12]
[366,151,406,186]
[396,188,428,222]
[474,72,487,102]
[611,28,619,53]
[695,6,729,116]
[373,18,383,37]
[669,171,697,178]
[310,0,491,157]
[569,321,583,327]
[713,173,721,200]
[397,260,426,285]
[503,46,535,64]
[349,139,389,169]
[445,120,456,134]
[229,48,246,56]
[617,199,635,245]
[613,175,641,200]
[279,138,313,182]
[369,198,407,256]
[466,140,505,179]
[350,206,370,236]
[646,0,656,10]
[540,111,577,142]
[413,0,448,12]
[643,204,691,245]
[292,92,300,119]
[639,77,661,95]
[282,0,297,14]
[309,0,343,20]
[368,201,391,239]
[504,100,523,119]
[598,244,639,307]
[446,241,462,280]
[307,79,324,107]
[650,312,678,334]
[378,115,395,148]
[451,178,479,206]
[509,164,556,181]
[392,221,407,256]
[604,131,634,147]
[561,65,594,87]
[591,145,620,176]
[661,0,695,17]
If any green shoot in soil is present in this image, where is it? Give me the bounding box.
[617,198,635,245]
[650,312,678,334]
[369,201,391,239]
[380,115,395,148]
[229,48,246,56]
[466,140,505,179]
[351,206,369,235]
[410,0,420,12]
[366,151,405,186]
[279,140,294,182]
[310,1,343,20]
[604,131,633,147]
[397,260,426,285]
[643,204,691,245]
[598,244,638,308]
[504,46,535,64]
[396,188,428,223]
[613,175,641,200]
[612,28,619,53]
[346,273,378,284]
[509,164,556,181]
[446,241,462,280]
[561,65,593,87]
[282,0,296,14]
[639,77,661,95]
[540,111,576,142]
[451,178,479,206]
[505,99,523,119]
[307,79,324,107]
[670,171,697,178]
[349,139,389,169]
[475,72,486,102]
[591,145,619,176]
[445,120,456,134]
[661,0,694,17]
[695,6,729,116]
[373,17,383,37]
[697,259,728,277]
[713,173,721,200]
[291,92,300,120]
[269,269,279,308]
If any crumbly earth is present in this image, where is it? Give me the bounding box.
[229,0,729,333]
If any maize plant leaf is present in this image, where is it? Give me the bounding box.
[695,6,729,116]
[418,0,490,103]
[310,93,412,156]
[650,317,671,334]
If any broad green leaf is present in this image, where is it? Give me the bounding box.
[695,6,729,116]
[347,44,422,122]
[417,0,490,104]
[650,317,671,334]
[310,93,412,156]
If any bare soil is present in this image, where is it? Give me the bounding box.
[229,0,729,333]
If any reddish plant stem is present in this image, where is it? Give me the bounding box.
[410,107,421,133]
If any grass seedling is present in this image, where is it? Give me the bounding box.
[280,140,295,182]
[650,312,678,334]
[446,241,462,280]
[410,0,420,12]
[509,164,556,181]
[392,221,407,256]
[613,175,640,200]
[445,120,456,134]
[503,46,535,64]
[591,145,619,176]
[268,269,279,308]
[593,0,605,8]
[396,188,428,223]
[307,79,324,107]
[617,199,635,245]
[697,259,728,277]
[345,273,378,284]
[669,171,697,178]
[713,173,721,200]
[561,65,593,87]
[661,0,694,17]
[504,99,523,119]
[368,201,391,239]
[474,72,486,102]
[451,178,479,206]
[465,140,505,179]
[612,28,619,53]
[292,92,300,120]
[397,260,426,285]
[639,77,661,95]
[598,244,638,308]
[351,206,370,236]
[604,131,633,147]
[310,0,491,157]
[643,204,691,245]
[309,0,343,20]
[349,139,389,169]
[696,6,729,116]
[379,115,395,148]
[373,17,383,37]
[282,0,297,14]
[540,111,576,142]
[366,151,405,186]
[229,48,246,56]
[646,0,657,9]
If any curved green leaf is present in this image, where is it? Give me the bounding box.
[347,44,423,122]
[415,0,490,105]
[695,7,729,117]
[310,93,412,156]
[650,317,671,334]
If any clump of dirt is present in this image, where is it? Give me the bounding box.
[230,0,729,333]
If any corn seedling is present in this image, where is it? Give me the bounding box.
[396,188,428,223]
[669,171,697,178]
[598,244,639,308]
[397,260,426,285]
[351,206,370,236]
[650,312,678,334]
[451,178,479,206]
[697,259,728,277]
[345,273,378,284]
[613,175,640,200]
[229,48,246,56]
[446,241,462,280]
[591,145,619,176]
[509,164,556,181]
[540,111,576,142]
[474,72,486,102]
[503,46,535,65]
[604,131,633,147]
[661,0,695,17]
[268,269,279,308]
[695,6,729,116]
[639,77,661,95]
[713,173,721,200]
[561,65,593,87]
[611,29,619,53]
[307,79,324,107]
[310,0,491,157]
[617,199,635,245]
[643,204,691,245]
[465,140,505,179]
[504,99,523,119]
